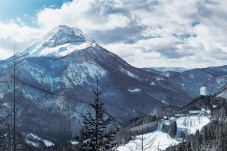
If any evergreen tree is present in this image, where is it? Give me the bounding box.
[169,121,177,138]
[0,126,30,151]
[162,120,177,138]
[78,81,115,151]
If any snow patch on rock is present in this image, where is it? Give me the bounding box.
[119,66,138,79]
[27,133,54,147]
[200,87,207,95]
[64,61,107,85]
[128,88,141,93]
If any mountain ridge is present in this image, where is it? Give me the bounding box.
[1,25,227,142]
[18,25,95,58]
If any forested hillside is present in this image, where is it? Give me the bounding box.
[165,97,227,151]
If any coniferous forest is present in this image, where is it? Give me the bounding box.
[165,120,227,151]
[166,100,227,151]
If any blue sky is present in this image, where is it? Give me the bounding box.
[0,0,72,26]
[0,0,227,68]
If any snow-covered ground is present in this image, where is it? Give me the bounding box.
[118,131,178,151]
[176,115,210,135]
[117,116,210,151]
[26,133,54,147]
[117,122,178,151]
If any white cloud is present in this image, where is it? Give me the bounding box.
[0,21,45,59]
[1,0,227,68]
[36,0,130,31]
[0,47,13,60]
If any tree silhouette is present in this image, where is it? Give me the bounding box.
[78,80,115,151]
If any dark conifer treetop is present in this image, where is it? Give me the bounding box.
[78,80,115,151]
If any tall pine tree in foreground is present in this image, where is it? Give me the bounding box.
[78,81,115,151]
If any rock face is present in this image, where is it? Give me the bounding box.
[216,84,227,99]
[0,25,227,141]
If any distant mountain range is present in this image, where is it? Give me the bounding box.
[145,67,189,73]
[0,25,227,142]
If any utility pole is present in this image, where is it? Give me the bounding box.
[13,45,16,151]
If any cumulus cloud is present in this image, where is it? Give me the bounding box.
[37,0,131,31]
[1,0,227,68]
[0,20,46,59]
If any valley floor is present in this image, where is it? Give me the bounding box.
[117,115,210,151]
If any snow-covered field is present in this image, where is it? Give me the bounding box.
[176,116,210,135]
[117,116,210,151]
[117,131,178,151]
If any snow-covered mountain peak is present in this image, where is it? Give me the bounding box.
[42,25,93,47]
[19,25,95,58]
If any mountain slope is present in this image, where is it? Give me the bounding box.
[1,25,224,142]
[170,66,227,97]
[215,84,227,99]
[12,26,191,123]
